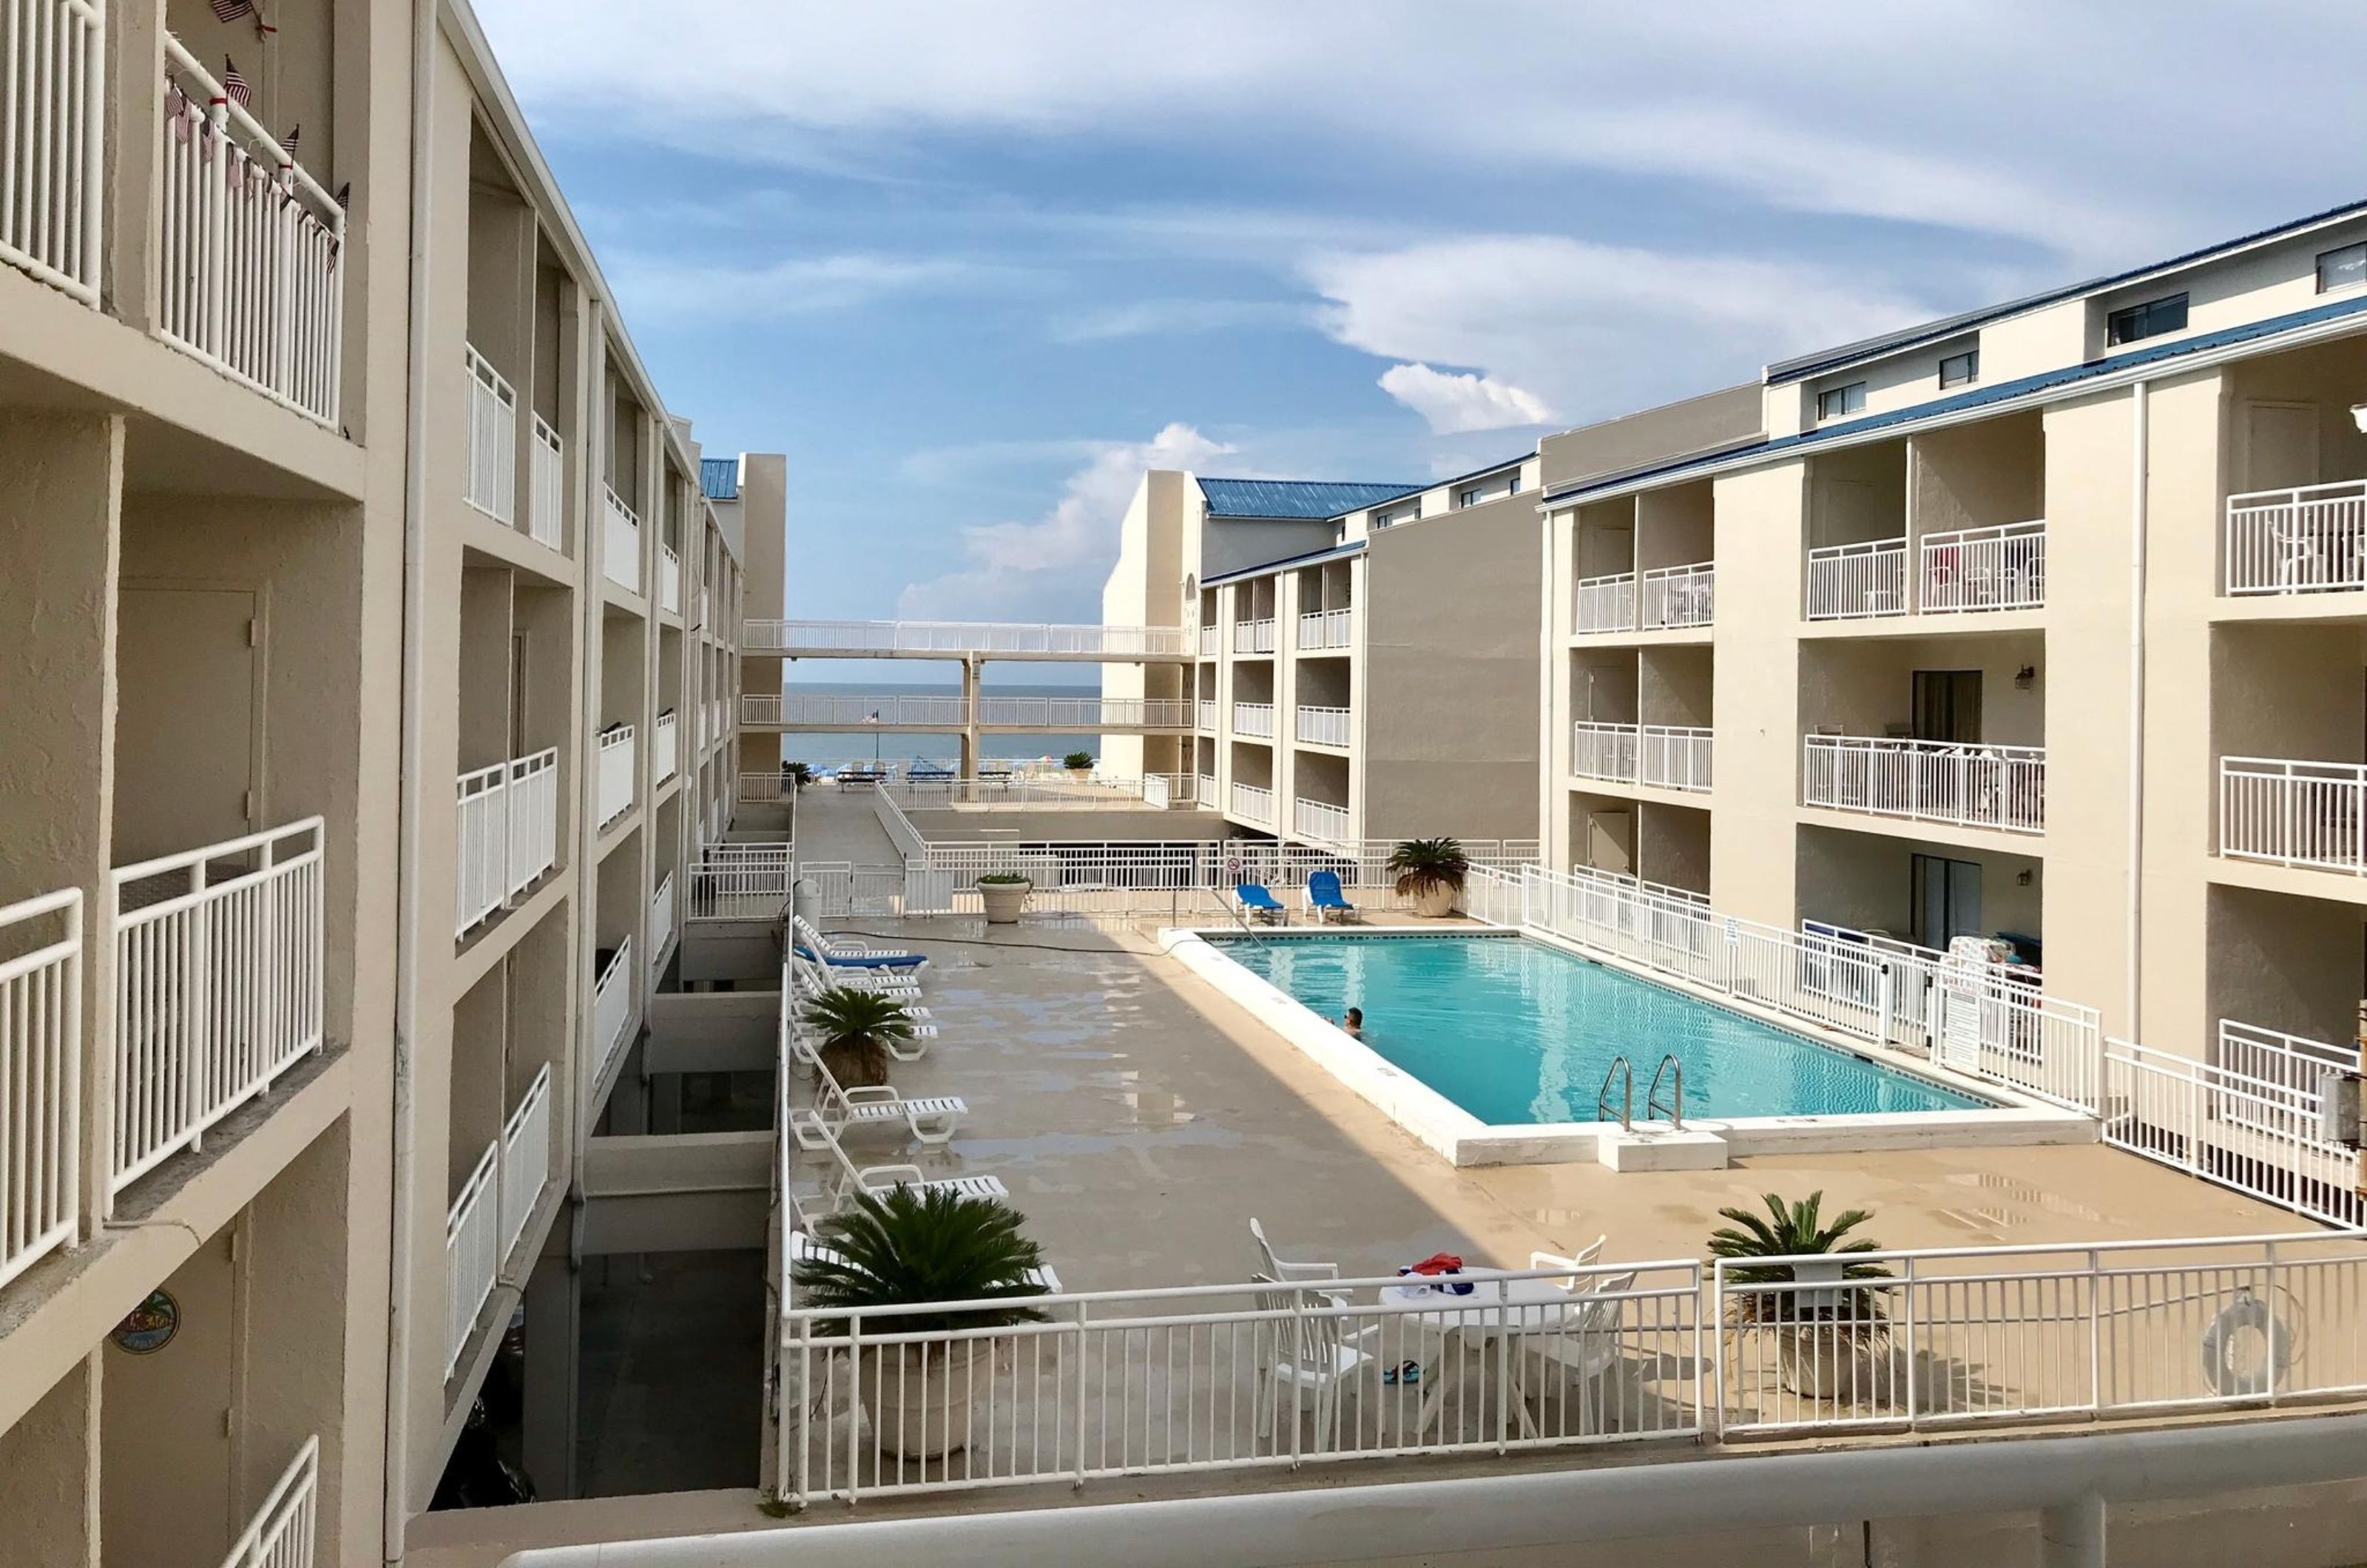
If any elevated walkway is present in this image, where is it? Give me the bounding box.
[745,618,1192,662]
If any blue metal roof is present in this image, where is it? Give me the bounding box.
[1197,476,1419,520]
[1203,538,1365,589]
[699,456,740,501]
[1549,288,2367,506]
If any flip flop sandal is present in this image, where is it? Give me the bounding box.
[1381,1360,1422,1385]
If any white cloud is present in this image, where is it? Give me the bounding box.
[1051,298,1314,343]
[897,424,1235,622]
[601,251,1007,322]
[1375,363,1553,434]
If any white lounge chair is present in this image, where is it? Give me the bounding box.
[794,1112,1007,1214]
[1252,1273,1380,1449]
[789,1228,1061,1294]
[789,1036,965,1145]
[794,915,928,970]
[792,951,924,999]
[1250,1217,1340,1283]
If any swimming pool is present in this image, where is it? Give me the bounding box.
[1205,932,1991,1123]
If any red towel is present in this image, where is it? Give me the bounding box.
[1405,1252,1464,1277]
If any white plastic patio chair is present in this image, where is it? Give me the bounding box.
[795,1112,1007,1214]
[1527,1237,1607,1279]
[1249,1217,1340,1282]
[789,1035,965,1144]
[1516,1268,1636,1427]
[1251,1274,1380,1450]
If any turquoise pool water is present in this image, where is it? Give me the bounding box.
[1208,933,1991,1123]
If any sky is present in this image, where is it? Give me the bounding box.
[476,0,2367,666]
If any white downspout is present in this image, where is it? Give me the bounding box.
[385,0,438,1558]
[2124,380,2149,1038]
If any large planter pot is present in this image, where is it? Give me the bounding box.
[1775,1325,1891,1403]
[978,879,1031,924]
[1067,767,1093,783]
[857,1339,994,1458]
[1412,882,1459,919]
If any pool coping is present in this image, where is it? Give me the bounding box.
[1159,924,2096,1169]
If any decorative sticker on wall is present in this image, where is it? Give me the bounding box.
[111,1290,180,1355]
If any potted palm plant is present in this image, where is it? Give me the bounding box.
[791,1186,1050,1459]
[1388,837,1470,918]
[1709,1191,1893,1403]
[1063,749,1095,782]
[782,760,813,791]
[976,870,1031,925]
[798,984,917,1089]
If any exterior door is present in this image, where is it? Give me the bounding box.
[1584,809,1634,875]
[2243,401,2320,492]
[1911,669,1983,743]
[1913,854,1983,950]
[112,587,259,864]
[102,1224,243,1565]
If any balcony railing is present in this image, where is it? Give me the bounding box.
[1297,606,1353,649]
[1197,699,1216,732]
[1197,772,1218,807]
[1,0,104,303]
[653,711,678,785]
[1233,618,1275,655]
[1640,563,1715,629]
[454,748,558,937]
[158,38,343,425]
[1641,725,1713,791]
[463,345,516,523]
[1574,572,1636,633]
[596,724,635,828]
[602,485,641,593]
[105,820,324,1204]
[658,541,681,614]
[2219,756,2367,873]
[745,619,1193,657]
[222,1437,320,1568]
[649,873,676,970]
[588,936,635,1096]
[527,416,563,550]
[1803,734,2045,834]
[1570,720,1638,783]
[0,888,80,1291]
[1296,705,1351,747]
[446,1067,552,1377]
[1232,700,1275,739]
[977,696,1192,728]
[1198,624,1218,657]
[2224,479,2367,595]
[1294,796,1352,845]
[1229,780,1274,825]
[1920,521,2044,612]
[1805,537,1908,620]
[499,1064,551,1258]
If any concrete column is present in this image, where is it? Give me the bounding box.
[2039,1492,2107,1568]
[960,655,982,779]
[521,1252,579,1500]
[0,1354,98,1568]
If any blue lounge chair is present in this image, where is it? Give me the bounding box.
[1304,870,1359,924]
[793,942,928,973]
[1235,882,1286,925]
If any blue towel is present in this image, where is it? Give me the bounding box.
[793,942,925,971]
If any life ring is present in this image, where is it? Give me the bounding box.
[2200,1291,2292,1397]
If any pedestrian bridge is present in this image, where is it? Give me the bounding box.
[744,618,1194,662]
[739,692,1192,734]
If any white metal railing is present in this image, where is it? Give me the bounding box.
[2225,480,2367,596]
[1296,705,1351,747]
[2216,1020,2355,1126]
[976,696,1192,729]
[1805,537,1908,620]
[1294,797,1352,845]
[1639,562,1715,629]
[1197,772,1218,807]
[588,936,635,1097]
[1574,572,1637,633]
[1639,725,1713,792]
[453,747,558,937]
[1198,699,1216,732]
[1234,617,1276,655]
[1230,781,1274,824]
[602,485,641,593]
[1,0,105,303]
[745,619,1193,657]
[1296,606,1353,649]
[527,415,563,550]
[596,725,635,828]
[749,692,966,727]
[462,345,515,523]
[777,1260,1703,1506]
[2105,1039,2363,1226]
[220,1436,319,1568]
[106,820,324,1202]
[652,712,678,785]
[157,37,342,425]
[658,541,681,613]
[445,1140,497,1376]
[711,697,728,742]
[1141,774,1172,809]
[2219,756,2367,873]
[914,839,1542,919]
[692,844,794,919]
[1233,701,1276,740]
[1198,624,1218,657]
[649,873,676,971]
[1920,520,2044,612]
[499,1064,551,1259]
[0,887,80,1291]
[1570,720,1638,783]
[1803,734,2044,834]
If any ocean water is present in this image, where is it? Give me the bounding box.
[776,680,1102,768]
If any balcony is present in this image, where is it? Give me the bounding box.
[1198,624,1218,657]
[528,416,564,550]
[223,1438,320,1568]
[1197,699,1216,732]
[1805,538,1908,620]
[158,40,344,425]
[1294,797,1351,845]
[587,937,635,1096]
[602,485,641,593]
[1,0,103,304]
[1641,564,1715,629]
[1574,572,1636,634]
[104,821,325,1207]
[464,346,516,524]
[658,541,682,614]
[1233,618,1276,655]
[2219,757,2367,873]
[1233,700,1275,740]
[1921,521,2045,612]
[1803,734,2044,834]
[454,748,558,938]
[710,697,728,743]
[1570,720,1636,783]
[1570,723,1711,792]
[597,724,636,827]
[1296,705,1351,748]
[0,888,80,1291]
[2224,481,2367,595]
[1229,780,1274,825]
[446,1065,553,1376]
[649,873,677,972]
[653,711,678,784]
[1297,607,1354,650]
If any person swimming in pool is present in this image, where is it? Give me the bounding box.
[1340,1006,1363,1039]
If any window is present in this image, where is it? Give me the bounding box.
[1939,349,1979,389]
[1816,381,1866,420]
[1372,504,1413,530]
[2317,243,2367,294]
[2105,293,2188,347]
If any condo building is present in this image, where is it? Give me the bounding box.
[0,1,773,1564]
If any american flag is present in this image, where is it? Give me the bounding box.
[209,0,254,21]
[280,124,299,157]
[221,56,253,109]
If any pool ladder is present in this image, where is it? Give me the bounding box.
[1596,1053,1686,1132]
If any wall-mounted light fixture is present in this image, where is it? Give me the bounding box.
[2014,665,2037,690]
[2350,402,2367,434]
[2016,869,2034,887]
